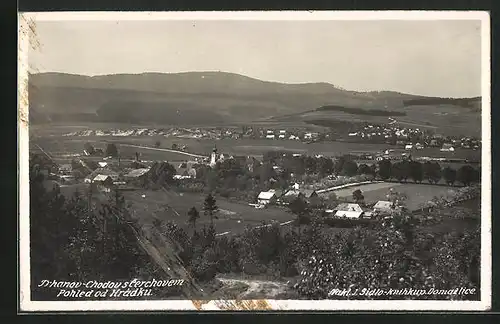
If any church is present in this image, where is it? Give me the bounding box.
[209,145,225,167]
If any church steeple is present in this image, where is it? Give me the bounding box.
[210,144,218,167]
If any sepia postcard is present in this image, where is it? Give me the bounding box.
[18,11,491,312]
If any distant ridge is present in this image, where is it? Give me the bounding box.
[28,71,481,129]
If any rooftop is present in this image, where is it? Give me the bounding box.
[258,191,276,200]
[124,168,150,178]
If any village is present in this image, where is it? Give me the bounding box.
[37,130,480,238]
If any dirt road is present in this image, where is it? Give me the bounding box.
[216,277,290,299]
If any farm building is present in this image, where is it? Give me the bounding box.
[257,191,277,205]
[84,168,120,183]
[440,143,455,152]
[269,189,286,199]
[335,203,363,213]
[373,200,393,213]
[124,168,150,181]
[92,174,114,192]
[93,174,113,185]
[334,210,364,219]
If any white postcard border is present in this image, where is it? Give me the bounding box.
[18,10,492,312]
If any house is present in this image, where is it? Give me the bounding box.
[334,210,364,219]
[440,143,455,152]
[291,183,300,190]
[335,203,363,213]
[85,168,120,183]
[93,174,113,185]
[405,144,413,150]
[92,174,114,192]
[257,191,277,205]
[266,134,275,140]
[124,168,150,180]
[98,161,108,168]
[415,143,424,150]
[373,200,393,214]
[279,130,286,139]
[173,174,191,180]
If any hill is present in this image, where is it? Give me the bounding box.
[28,72,481,135]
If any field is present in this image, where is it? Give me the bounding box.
[122,189,295,236]
[30,122,481,164]
[323,182,465,211]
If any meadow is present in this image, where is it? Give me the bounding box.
[325,182,466,211]
[122,189,295,236]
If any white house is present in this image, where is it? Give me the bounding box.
[335,203,363,213]
[373,200,393,213]
[257,191,277,205]
[405,144,413,150]
[334,210,364,219]
[440,143,455,152]
[266,134,275,140]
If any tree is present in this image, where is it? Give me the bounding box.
[457,165,476,187]
[392,161,410,182]
[341,160,358,177]
[289,195,309,224]
[203,193,219,226]
[187,207,200,230]
[154,140,161,148]
[423,161,442,184]
[317,157,334,176]
[443,167,457,186]
[357,164,372,176]
[352,189,365,204]
[105,143,119,158]
[377,159,392,180]
[147,162,177,187]
[334,156,346,175]
[172,143,178,150]
[409,161,424,183]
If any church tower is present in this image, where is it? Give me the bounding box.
[210,145,218,167]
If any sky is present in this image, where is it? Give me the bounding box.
[29,19,483,98]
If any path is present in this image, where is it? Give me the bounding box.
[113,143,208,159]
[215,219,295,237]
[216,277,289,299]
